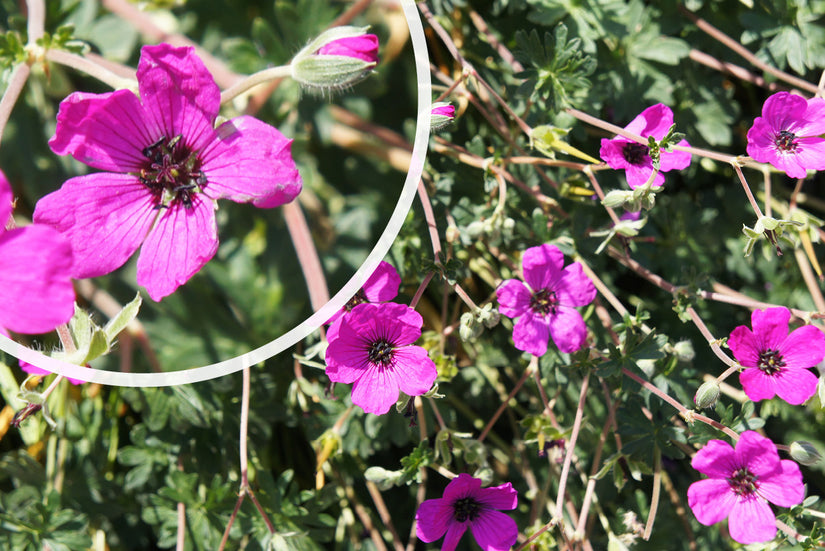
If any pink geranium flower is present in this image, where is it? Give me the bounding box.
[415,473,518,551]
[496,244,596,355]
[746,91,825,179]
[599,104,692,189]
[324,302,436,415]
[728,307,825,405]
[34,44,302,301]
[0,170,74,335]
[688,431,804,544]
[326,260,401,341]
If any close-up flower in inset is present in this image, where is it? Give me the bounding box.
[34,43,302,301]
[326,260,401,341]
[688,430,804,544]
[415,473,518,551]
[291,26,379,92]
[727,307,825,405]
[0,170,74,335]
[746,91,825,179]
[599,103,692,189]
[324,302,436,415]
[430,102,456,132]
[496,244,596,356]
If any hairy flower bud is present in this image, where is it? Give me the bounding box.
[694,381,720,409]
[430,102,456,132]
[291,26,379,93]
[790,441,822,466]
[672,340,695,362]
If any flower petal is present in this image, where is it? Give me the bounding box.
[687,478,736,526]
[758,458,804,508]
[555,262,596,307]
[727,495,776,544]
[691,438,738,478]
[325,319,369,383]
[599,138,630,170]
[352,303,423,347]
[392,345,437,397]
[476,482,518,511]
[773,367,818,405]
[442,520,468,551]
[317,34,380,64]
[0,226,74,334]
[512,313,550,356]
[470,510,518,551]
[750,307,791,350]
[137,44,220,153]
[790,137,825,173]
[548,307,588,353]
[625,104,674,139]
[33,173,155,279]
[658,139,692,172]
[204,116,302,207]
[415,498,452,543]
[48,90,152,172]
[496,279,531,319]
[761,92,808,134]
[350,363,399,414]
[20,360,85,385]
[734,431,781,478]
[136,195,218,301]
[361,261,401,302]
[443,473,482,501]
[624,160,663,189]
[739,367,778,402]
[522,244,564,291]
[727,326,760,367]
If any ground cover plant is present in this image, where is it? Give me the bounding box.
[2,0,825,549]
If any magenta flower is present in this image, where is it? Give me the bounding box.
[0,170,74,335]
[496,244,596,355]
[728,307,825,405]
[415,473,518,551]
[34,44,302,301]
[324,302,436,415]
[316,34,379,64]
[326,260,401,341]
[431,104,456,118]
[599,104,692,189]
[688,431,804,544]
[746,91,825,178]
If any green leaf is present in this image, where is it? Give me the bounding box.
[103,293,142,342]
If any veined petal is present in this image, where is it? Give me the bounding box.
[548,307,588,353]
[555,263,596,307]
[443,473,482,501]
[735,431,781,478]
[33,173,155,279]
[351,302,423,346]
[48,90,152,172]
[691,439,737,478]
[761,92,808,134]
[599,138,631,170]
[687,478,736,526]
[392,345,437,397]
[522,244,564,291]
[136,195,218,301]
[361,261,401,302]
[727,326,760,367]
[624,161,664,189]
[727,496,776,544]
[739,367,778,402]
[496,279,532,319]
[790,137,825,172]
[0,226,74,334]
[350,364,399,414]
[325,317,369,383]
[798,97,825,135]
[137,44,220,153]
[758,459,804,507]
[513,313,550,356]
[476,482,518,510]
[625,104,674,139]
[750,308,790,351]
[658,139,692,172]
[205,116,302,207]
[469,510,518,551]
[442,521,468,551]
[773,367,818,405]
[415,498,452,543]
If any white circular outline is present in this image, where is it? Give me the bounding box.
[0,0,431,387]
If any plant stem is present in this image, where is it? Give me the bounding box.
[46,50,137,89]
[478,357,535,443]
[554,372,589,525]
[220,65,292,104]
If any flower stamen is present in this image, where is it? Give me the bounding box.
[757,348,786,375]
[622,143,650,165]
[774,130,798,152]
[139,134,206,209]
[530,288,558,316]
[452,497,481,522]
[726,467,758,497]
[367,339,394,366]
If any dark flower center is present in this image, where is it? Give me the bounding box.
[453,497,481,522]
[757,348,786,375]
[530,288,558,316]
[622,143,650,165]
[344,289,369,312]
[774,130,798,152]
[367,339,394,366]
[727,468,758,497]
[139,134,206,210]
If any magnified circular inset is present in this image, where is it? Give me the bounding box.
[0,0,430,386]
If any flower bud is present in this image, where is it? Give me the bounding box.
[430,102,456,132]
[672,340,695,362]
[693,381,720,409]
[291,26,379,93]
[790,441,822,466]
[459,311,481,341]
[476,303,500,329]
